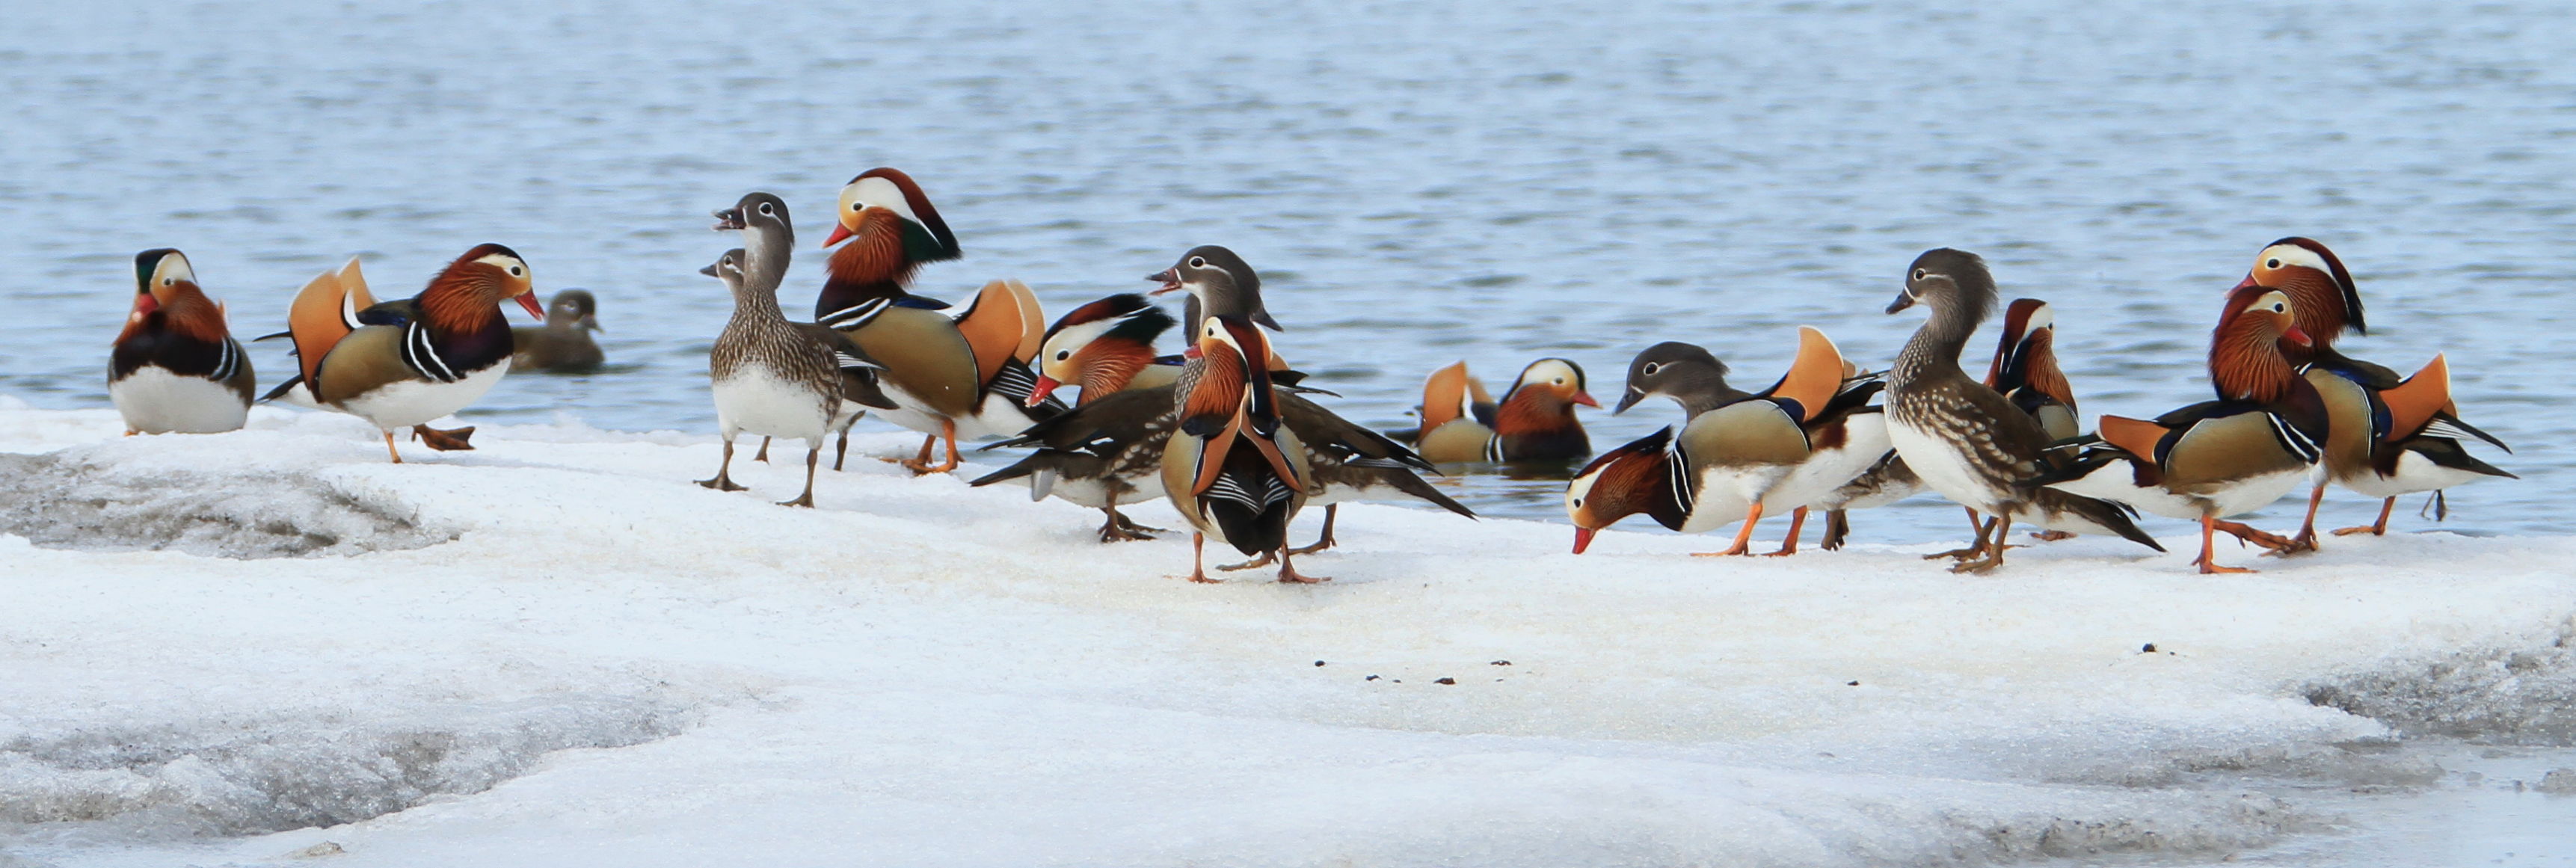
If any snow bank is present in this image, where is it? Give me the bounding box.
[1,401,2572,867]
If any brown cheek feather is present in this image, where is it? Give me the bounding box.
[2022,329,2076,410]
[827,208,922,286]
[419,267,510,333]
[155,282,233,345]
[1075,341,1155,403]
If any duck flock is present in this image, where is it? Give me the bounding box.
[102,167,2515,580]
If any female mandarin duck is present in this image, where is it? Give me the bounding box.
[814,167,1056,474]
[1566,327,1887,556]
[109,249,255,435]
[266,245,544,462]
[2230,238,2513,550]
[2035,286,2328,573]
[698,246,891,506]
[1881,249,2162,572]
[1414,358,1597,464]
[1161,314,1319,583]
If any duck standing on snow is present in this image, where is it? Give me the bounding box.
[263,245,544,463]
[719,191,898,470]
[2033,286,2328,573]
[1613,338,1916,552]
[1162,314,1318,583]
[1141,247,1470,558]
[812,167,1056,474]
[1414,358,1598,464]
[1566,327,1887,556]
[2228,238,2515,549]
[1881,248,2163,572]
[108,248,255,434]
[511,289,603,371]
[698,247,891,507]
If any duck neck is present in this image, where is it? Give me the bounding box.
[1895,294,1982,384]
[741,224,795,301]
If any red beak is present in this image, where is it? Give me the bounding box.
[1573,526,1596,554]
[2281,325,2313,348]
[823,223,853,248]
[1027,375,1060,407]
[1570,390,1600,408]
[129,292,160,316]
[2231,274,2258,291]
[517,293,547,322]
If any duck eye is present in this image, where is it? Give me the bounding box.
[2272,303,2286,313]
[1641,362,1662,376]
[1572,498,1584,508]
[1188,256,1207,269]
[1055,350,1071,361]
[757,203,775,215]
[2266,258,2281,269]
[162,277,174,286]
[508,265,523,277]
[852,203,864,212]
[1913,269,1927,280]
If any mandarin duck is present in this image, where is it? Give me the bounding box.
[812,167,1057,474]
[2035,286,2328,573]
[1414,358,1597,464]
[262,245,543,462]
[1161,314,1319,583]
[1567,327,1888,555]
[109,249,255,434]
[698,245,893,507]
[1881,249,2162,572]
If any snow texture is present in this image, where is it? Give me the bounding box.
[1,402,2573,867]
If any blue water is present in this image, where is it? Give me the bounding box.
[1,0,2568,538]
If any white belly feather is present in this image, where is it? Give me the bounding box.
[336,362,509,430]
[108,366,248,434]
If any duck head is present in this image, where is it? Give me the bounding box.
[120,248,225,343]
[1030,293,1177,406]
[1616,341,1731,415]
[423,244,544,329]
[1564,427,1682,553]
[2209,285,2310,404]
[825,168,957,254]
[1503,358,1599,413]
[2235,237,2360,345]
[547,289,601,332]
[698,248,748,289]
[1886,248,1997,318]
[1147,245,1282,333]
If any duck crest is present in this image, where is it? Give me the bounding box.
[852,167,960,264]
[2266,236,2363,339]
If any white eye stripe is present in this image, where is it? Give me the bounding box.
[2260,244,2331,274]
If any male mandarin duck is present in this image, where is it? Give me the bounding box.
[1566,327,1889,556]
[1027,293,1183,406]
[2229,238,2513,549]
[108,249,255,434]
[1881,249,2162,572]
[2035,286,2328,573]
[1161,314,1319,583]
[969,293,1187,541]
[262,245,544,462]
[1414,358,1597,464]
[974,290,1468,549]
[1613,339,1919,552]
[1959,298,2084,545]
[814,167,1057,474]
